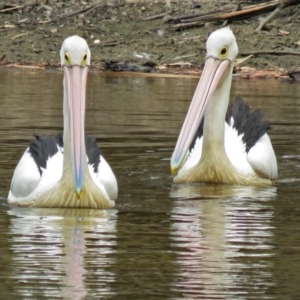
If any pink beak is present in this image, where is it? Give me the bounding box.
[63,65,88,196]
[171,56,231,175]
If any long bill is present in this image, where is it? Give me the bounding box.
[63,65,89,197]
[170,56,231,175]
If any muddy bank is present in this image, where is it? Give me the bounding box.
[1,1,300,77]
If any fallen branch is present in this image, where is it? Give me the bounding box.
[5,64,46,70]
[170,9,229,23]
[240,50,300,56]
[172,0,300,30]
[239,67,284,79]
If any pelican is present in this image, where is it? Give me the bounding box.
[170,27,277,187]
[8,35,118,208]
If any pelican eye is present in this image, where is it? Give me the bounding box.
[64,52,70,65]
[82,52,88,65]
[219,46,228,58]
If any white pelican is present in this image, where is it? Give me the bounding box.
[8,35,118,208]
[170,27,277,187]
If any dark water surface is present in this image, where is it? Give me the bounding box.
[0,69,300,299]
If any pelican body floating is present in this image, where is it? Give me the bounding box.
[171,27,277,186]
[8,36,118,208]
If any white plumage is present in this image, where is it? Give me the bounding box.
[177,118,277,181]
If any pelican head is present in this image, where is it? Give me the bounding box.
[171,27,238,175]
[60,35,91,197]
[206,27,238,61]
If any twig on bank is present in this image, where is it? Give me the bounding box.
[0,4,37,13]
[287,9,300,22]
[94,40,122,47]
[268,64,285,72]
[143,12,168,21]
[11,32,29,40]
[254,5,282,32]
[0,55,6,64]
[173,20,204,30]
[234,55,253,67]
[240,50,300,56]
[222,4,241,26]
[54,0,105,21]
[172,54,198,61]
[54,0,128,22]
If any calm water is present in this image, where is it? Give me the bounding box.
[0,69,300,299]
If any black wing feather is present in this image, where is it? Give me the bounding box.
[189,118,204,152]
[28,135,60,176]
[85,136,101,173]
[229,96,271,152]
[28,133,101,175]
[189,96,271,153]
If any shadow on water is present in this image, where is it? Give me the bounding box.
[1,70,300,298]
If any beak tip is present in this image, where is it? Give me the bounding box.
[171,166,176,176]
[75,189,82,200]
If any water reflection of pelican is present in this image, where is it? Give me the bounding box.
[7,208,118,299]
[8,35,117,208]
[171,28,277,186]
[170,182,277,200]
[170,187,276,298]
